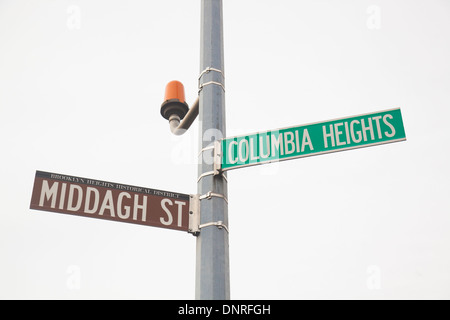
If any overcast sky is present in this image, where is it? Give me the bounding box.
[1,0,450,299]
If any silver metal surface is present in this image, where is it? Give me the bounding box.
[168,97,200,135]
[195,0,230,300]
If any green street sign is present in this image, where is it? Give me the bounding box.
[221,108,406,171]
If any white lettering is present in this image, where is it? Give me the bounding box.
[84,187,100,214]
[39,180,58,208]
[222,305,271,315]
[271,133,284,156]
[228,141,238,164]
[259,135,270,159]
[249,138,259,161]
[284,131,296,155]
[179,304,212,317]
[175,201,186,227]
[323,124,335,148]
[117,192,131,219]
[59,183,67,209]
[99,190,115,217]
[223,305,230,315]
[361,118,375,141]
[350,120,362,143]
[133,194,147,221]
[238,139,249,163]
[295,130,300,153]
[67,184,83,212]
[160,199,173,226]
[301,129,314,152]
[344,122,351,144]
[383,114,396,138]
[372,116,383,139]
[334,122,346,146]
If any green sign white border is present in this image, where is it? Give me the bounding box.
[219,108,407,172]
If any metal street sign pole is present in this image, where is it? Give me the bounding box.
[195,0,230,300]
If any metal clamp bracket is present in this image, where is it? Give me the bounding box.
[200,191,228,204]
[197,171,228,183]
[198,221,229,234]
[197,171,216,183]
[198,81,225,93]
[198,145,215,158]
[198,67,225,81]
[197,141,226,182]
[188,195,229,236]
[198,67,225,93]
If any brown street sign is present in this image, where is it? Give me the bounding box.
[30,171,191,232]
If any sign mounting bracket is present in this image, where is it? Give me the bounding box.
[188,194,200,236]
[213,140,222,176]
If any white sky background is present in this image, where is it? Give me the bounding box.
[1,0,449,299]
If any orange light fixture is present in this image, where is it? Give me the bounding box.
[160,81,190,120]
